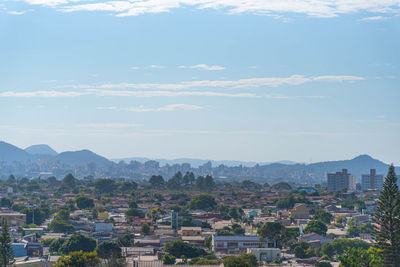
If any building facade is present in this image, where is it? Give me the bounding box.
[362,169,384,191]
[212,235,273,254]
[327,169,356,192]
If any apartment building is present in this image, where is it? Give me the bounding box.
[327,169,356,192]
[361,169,384,191]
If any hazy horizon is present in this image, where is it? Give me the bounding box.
[1,1,399,165]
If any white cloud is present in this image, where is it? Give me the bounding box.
[66,74,364,91]
[130,66,140,70]
[124,104,204,112]
[312,75,365,82]
[359,16,389,21]
[88,89,259,98]
[7,10,31,15]
[76,123,143,128]
[42,0,400,18]
[96,106,118,110]
[0,91,89,98]
[149,65,163,69]
[178,64,225,71]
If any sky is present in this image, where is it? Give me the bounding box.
[0,0,399,164]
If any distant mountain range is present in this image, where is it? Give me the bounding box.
[0,140,398,182]
[0,141,110,166]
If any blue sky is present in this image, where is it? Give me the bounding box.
[1,0,399,164]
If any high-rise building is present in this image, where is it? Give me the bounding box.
[361,169,384,191]
[327,169,356,192]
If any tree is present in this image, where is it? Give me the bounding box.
[162,254,176,264]
[304,220,327,236]
[258,222,284,246]
[125,208,145,218]
[63,174,76,189]
[50,238,66,253]
[223,256,251,267]
[338,247,382,267]
[59,233,97,254]
[271,182,292,191]
[189,194,216,211]
[117,233,134,247]
[94,178,117,194]
[0,220,14,267]
[149,175,165,188]
[96,241,121,265]
[164,240,206,258]
[292,242,312,258]
[141,223,150,235]
[55,209,70,221]
[313,210,333,224]
[373,164,400,266]
[54,251,100,267]
[239,253,258,267]
[75,195,95,210]
[48,220,75,233]
[0,198,12,208]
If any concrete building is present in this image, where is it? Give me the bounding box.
[0,212,26,227]
[327,169,356,192]
[212,235,273,254]
[247,248,281,262]
[362,169,384,191]
[290,203,310,219]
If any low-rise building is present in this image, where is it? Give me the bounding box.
[212,235,273,254]
[290,203,310,219]
[0,212,26,227]
[247,248,281,262]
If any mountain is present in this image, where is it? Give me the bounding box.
[0,141,32,162]
[25,144,58,156]
[56,150,111,166]
[306,154,395,177]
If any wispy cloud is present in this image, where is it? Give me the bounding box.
[149,65,163,69]
[88,89,258,98]
[7,10,32,15]
[124,104,204,112]
[21,0,399,18]
[64,74,364,91]
[76,123,143,128]
[130,66,140,70]
[359,16,389,21]
[0,89,257,98]
[178,64,225,71]
[0,91,89,98]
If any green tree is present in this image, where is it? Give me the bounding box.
[55,209,70,221]
[48,220,75,233]
[117,233,134,247]
[0,220,14,267]
[313,210,333,224]
[141,223,150,235]
[258,222,284,246]
[125,208,145,218]
[189,194,217,211]
[292,242,312,258]
[50,238,66,253]
[164,240,206,258]
[149,175,165,188]
[0,198,12,208]
[162,254,176,264]
[239,253,258,267]
[94,178,117,194]
[63,173,76,189]
[223,256,251,267]
[75,195,95,209]
[304,220,328,236]
[373,164,400,266]
[96,241,121,265]
[54,251,100,267]
[59,233,97,254]
[338,247,382,267]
